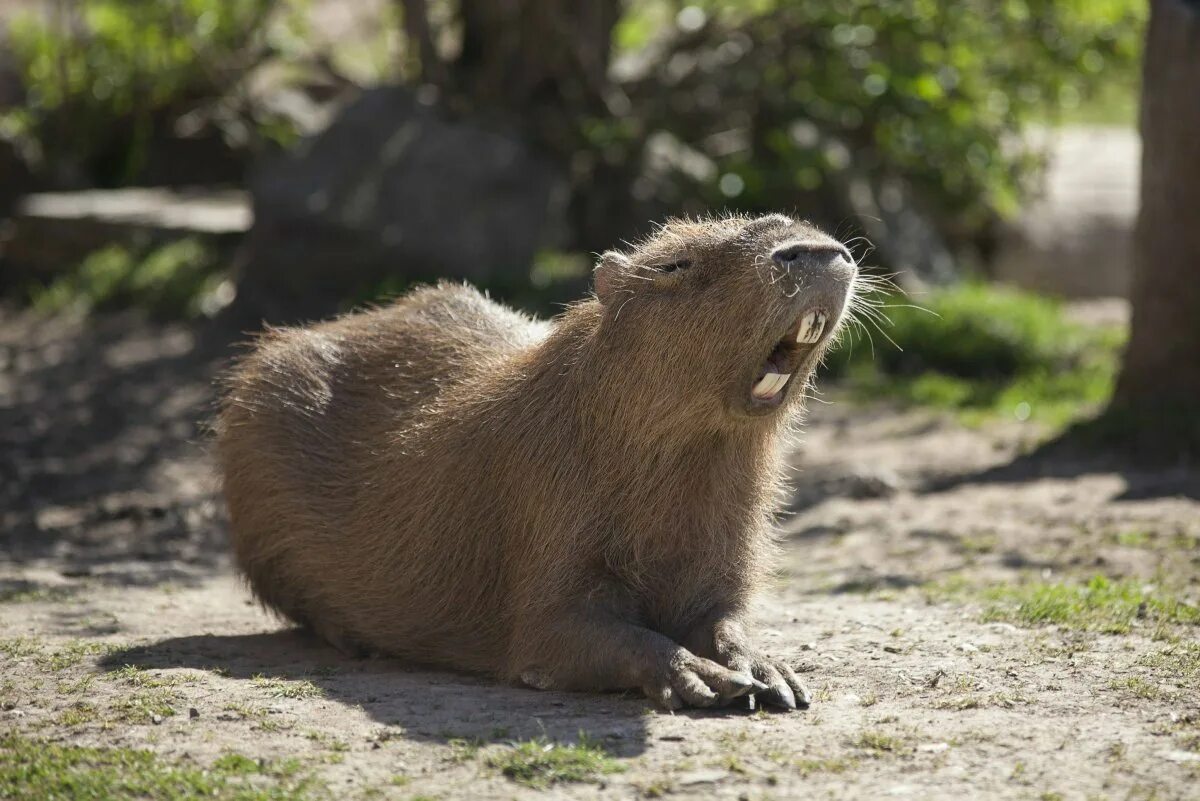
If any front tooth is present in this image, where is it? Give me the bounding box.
[797,311,827,344]
[753,372,792,399]
[753,372,784,398]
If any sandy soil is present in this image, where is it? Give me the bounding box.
[2,306,1198,800]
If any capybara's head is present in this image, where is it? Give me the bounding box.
[592,214,856,423]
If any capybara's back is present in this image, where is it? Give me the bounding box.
[216,283,546,667]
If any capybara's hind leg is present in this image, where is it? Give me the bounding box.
[311,619,369,659]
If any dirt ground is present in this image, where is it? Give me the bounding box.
[2,305,1198,800]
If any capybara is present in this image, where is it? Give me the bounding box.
[215,213,857,710]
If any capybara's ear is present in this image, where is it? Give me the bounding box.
[594,250,633,304]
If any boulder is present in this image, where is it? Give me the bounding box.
[241,86,569,321]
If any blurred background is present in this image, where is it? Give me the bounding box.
[0,0,1149,316]
[1,7,1199,793]
[0,0,1197,555]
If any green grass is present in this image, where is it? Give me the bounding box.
[793,757,856,776]
[0,584,77,603]
[0,733,323,800]
[42,641,115,671]
[979,576,1200,634]
[27,238,233,320]
[110,689,179,724]
[1108,676,1165,700]
[0,637,43,659]
[849,730,913,757]
[485,735,623,788]
[250,674,324,700]
[827,282,1125,426]
[1138,642,1200,681]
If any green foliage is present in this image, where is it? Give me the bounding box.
[980,576,1200,633]
[29,238,233,319]
[624,0,1144,235]
[4,0,297,181]
[485,735,623,788]
[827,283,1124,425]
[0,733,323,801]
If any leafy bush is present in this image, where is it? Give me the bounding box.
[3,0,295,183]
[29,239,233,319]
[620,0,1144,238]
[827,283,1125,424]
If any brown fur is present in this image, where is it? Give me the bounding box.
[215,213,856,709]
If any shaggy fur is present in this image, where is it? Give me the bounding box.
[215,213,856,710]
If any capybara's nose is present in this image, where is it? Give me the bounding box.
[771,243,853,274]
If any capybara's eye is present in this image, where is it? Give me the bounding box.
[656,258,692,273]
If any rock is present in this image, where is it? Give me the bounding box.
[242,86,569,321]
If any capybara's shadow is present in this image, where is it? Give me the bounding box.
[100,630,710,756]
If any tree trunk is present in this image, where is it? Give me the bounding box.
[1110,0,1200,456]
[456,0,619,117]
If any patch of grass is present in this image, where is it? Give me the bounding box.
[716,754,748,774]
[0,637,43,659]
[251,674,324,700]
[28,239,233,320]
[979,576,1200,634]
[1138,642,1200,683]
[108,664,169,688]
[111,689,179,725]
[41,640,115,671]
[0,584,77,603]
[486,734,623,789]
[640,779,674,797]
[56,674,97,695]
[0,733,322,800]
[793,757,856,776]
[850,730,913,758]
[444,737,483,764]
[1113,529,1153,548]
[1108,677,1165,701]
[56,701,100,727]
[826,283,1124,427]
[933,693,1029,711]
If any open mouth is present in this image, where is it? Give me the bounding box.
[749,309,829,407]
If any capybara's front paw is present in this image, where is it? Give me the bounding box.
[643,649,767,710]
[727,651,811,710]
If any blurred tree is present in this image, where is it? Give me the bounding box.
[3,0,290,186]
[1110,0,1200,457]
[398,0,621,140]
[622,0,1145,264]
